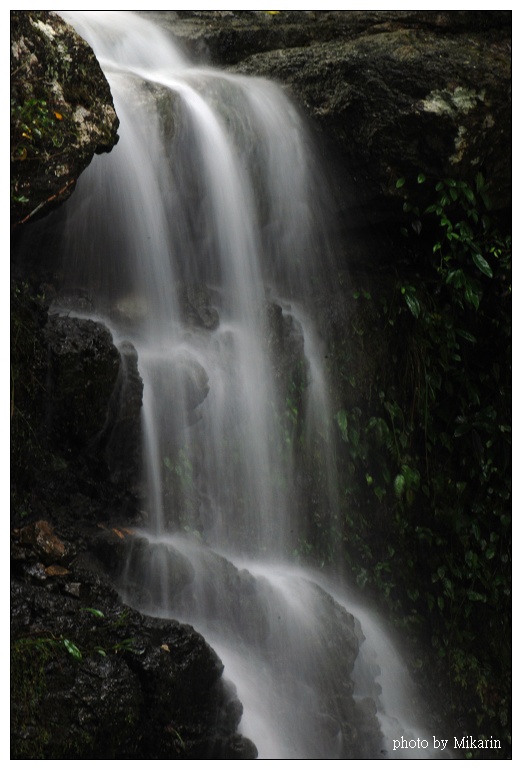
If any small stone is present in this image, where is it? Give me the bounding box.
[19,520,67,563]
[45,564,70,576]
[65,582,81,597]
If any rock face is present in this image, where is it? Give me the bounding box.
[44,315,121,449]
[235,20,511,218]
[10,10,119,227]
[43,315,144,489]
[158,10,511,221]
[11,524,257,760]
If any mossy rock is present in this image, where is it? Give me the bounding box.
[10,10,119,227]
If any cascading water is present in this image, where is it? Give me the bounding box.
[46,11,441,759]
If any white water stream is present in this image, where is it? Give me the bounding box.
[52,11,441,759]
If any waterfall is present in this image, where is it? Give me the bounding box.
[49,11,440,759]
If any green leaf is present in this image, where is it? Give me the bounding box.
[454,422,470,437]
[463,186,476,204]
[336,410,348,442]
[81,607,105,618]
[472,252,493,278]
[394,474,405,497]
[417,173,426,184]
[404,292,420,318]
[63,639,82,660]
[480,190,492,210]
[464,283,480,310]
[395,177,406,189]
[456,329,477,343]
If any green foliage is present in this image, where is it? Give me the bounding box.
[335,172,511,752]
[11,96,64,163]
[10,92,69,215]
[81,607,105,619]
[13,607,140,670]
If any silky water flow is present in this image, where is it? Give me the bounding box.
[48,12,441,759]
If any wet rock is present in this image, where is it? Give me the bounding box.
[122,537,196,609]
[146,349,209,435]
[18,519,67,564]
[99,340,144,490]
[176,352,211,412]
[11,558,258,759]
[156,10,511,68]
[234,22,510,218]
[45,565,70,577]
[181,283,220,330]
[265,300,307,392]
[44,315,121,449]
[22,562,48,583]
[10,11,119,227]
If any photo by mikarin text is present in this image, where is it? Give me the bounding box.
[392,735,501,752]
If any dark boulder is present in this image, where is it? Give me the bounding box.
[11,533,257,760]
[10,10,119,227]
[44,315,121,450]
